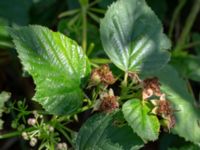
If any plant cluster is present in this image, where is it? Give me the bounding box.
[0,0,200,150]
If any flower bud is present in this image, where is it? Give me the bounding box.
[89,70,101,87]
[30,137,37,147]
[142,77,161,100]
[32,110,38,118]
[57,142,68,150]
[22,132,29,140]
[88,65,116,88]
[27,118,36,126]
[48,126,54,132]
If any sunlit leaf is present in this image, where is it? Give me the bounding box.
[122,99,160,142]
[10,25,90,115]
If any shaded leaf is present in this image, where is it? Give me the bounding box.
[192,33,200,56]
[122,99,160,142]
[100,0,170,74]
[152,65,200,146]
[169,143,200,150]
[171,54,200,81]
[76,111,144,150]
[10,25,90,115]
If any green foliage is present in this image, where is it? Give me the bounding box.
[10,25,90,115]
[169,143,200,150]
[192,33,200,56]
[76,111,144,150]
[1,0,200,149]
[0,92,10,129]
[100,0,171,74]
[153,65,200,146]
[171,55,200,81]
[122,99,160,142]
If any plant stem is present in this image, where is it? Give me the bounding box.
[182,41,200,49]
[55,125,74,148]
[58,9,80,18]
[82,6,87,52]
[0,127,35,139]
[168,0,187,39]
[175,0,200,52]
[186,80,195,100]
[122,72,129,87]
[120,72,129,101]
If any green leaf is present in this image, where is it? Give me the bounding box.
[169,143,200,150]
[171,54,200,81]
[0,92,10,130]
[76,112,144,150]
[192,33,200,56]
[10,25,90,115]
[122,99,160,142]
[100,0,170,74]
[153,65,200,146]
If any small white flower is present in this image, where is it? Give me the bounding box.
[29,137,37,147]
[22,132,29,140]
[27,118,36,126]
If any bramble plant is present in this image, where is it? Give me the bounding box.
[0,0,200,149]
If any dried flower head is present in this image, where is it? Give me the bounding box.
[142,77,161,100]
[128,73,142,83]
[89,64,116,87]
[95,89,119,113]
[161,115,176,132]
[151,94,176,131]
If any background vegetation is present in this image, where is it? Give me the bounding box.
[0,0,200,149]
